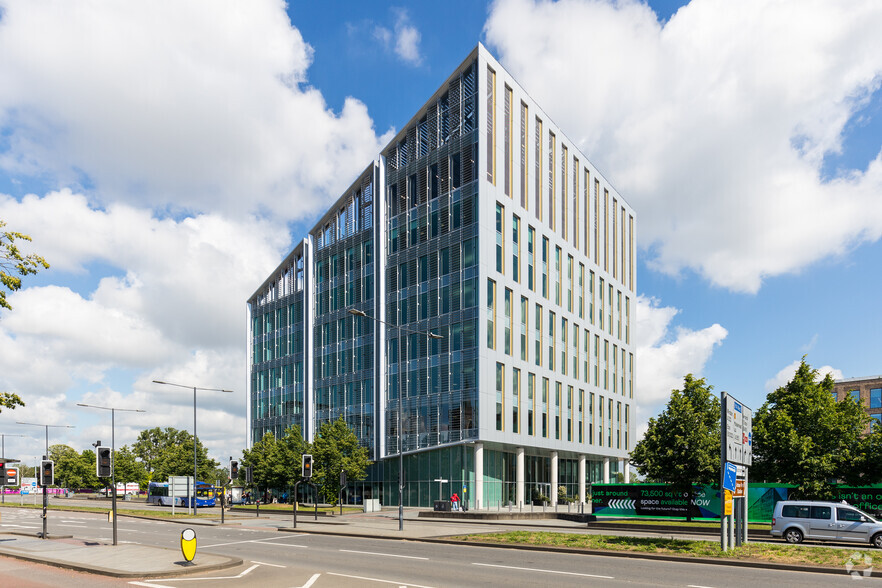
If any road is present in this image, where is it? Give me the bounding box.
[0,507,873,587]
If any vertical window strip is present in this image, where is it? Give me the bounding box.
[486,67,495,184]
[594,179,600,265]
[528,373,535,436]
[573,156,579,250]
[548,132,556,231]
[583,168,589,257]
[504,288,512,355]
[535,117,542,219]
[604,188,609,272]
[520,296,528,362]
[504,85,512,197]
[496,362,504,431]
[561,144,568,241]
[629,215,635,292]
[612,197,618,280]
[512,367,520,434]
[512,215,520,283]
[496,203,505,274]
[486,279,496,350]
[520,102,528,209]
[535,303,543,367]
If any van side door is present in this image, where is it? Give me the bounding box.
[836,507,871,542]
[807,505,835,539]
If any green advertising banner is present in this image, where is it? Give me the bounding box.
[592,484,882,523]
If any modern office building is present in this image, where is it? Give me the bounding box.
[832,376,882,432]
[247,44,636,508]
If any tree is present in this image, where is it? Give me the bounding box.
[241,432,284,496]
[113,445,149,490]
[132,427,218,482]
[312,417,371,505]
[49,445,100,490]
[753,359,868,498]
[0,391,24,413]
[630,374,720,521]
[1,220,49,311]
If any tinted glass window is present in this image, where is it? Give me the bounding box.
[811,506,831,520]
[838,508,863,522]
[782,505,810,518]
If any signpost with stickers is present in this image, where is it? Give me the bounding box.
[721,392,752,551]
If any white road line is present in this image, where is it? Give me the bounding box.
[58,524,88,528]
[129,582,172,588]
[148,564,260,582]
[250,560,286,568]
[200,535,306,548]
[327,572,435,588]
[300,574,321,588]
[257,542,308,548]
[472,562,614,579]
[339,549,428,560]
[688,585,717,588]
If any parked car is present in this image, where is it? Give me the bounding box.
[771,500,882,548]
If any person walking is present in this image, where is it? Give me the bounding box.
[451,492,459,511]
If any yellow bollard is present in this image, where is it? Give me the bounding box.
[180,528,197,563]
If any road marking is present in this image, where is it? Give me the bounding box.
[472,562,613,579]
[327,572,434,587]
[339,549,428,560]
[300,573,321,588]
[59,524,88,528]
[250,560,285,568]
[201,535,306,548]
[144,564,260,582]
[129,582,172,588]
[258,542,308,548]
[688,585,717,588]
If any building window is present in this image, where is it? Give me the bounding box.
[504,288,512,355]
[527,373,535,436]
[548,311,556,371]
[535,303,543,367]
[496,362,504,431]
[487,67,495,184]
[527,226,535,291]
[496,203,504,274]
[589,271,595,325]
[520,101,528,209]
[512,215,521,283]
[567,385,573,442]
[554,246,561,305]
[578,389,584,443]
[541,236,549,298]
[608,283,613,336]
[578,263,584,319]
[849,390,861,404]
[617,290,622,340]
[512,367,520,434]
[535,117,543,219]
[871,388,882,409]
[567,255,574,312]
[598,277,604,331]
[872,414,882,431]
[625,296,630,344]
[486,279,496,350]
[561,317,568,376]
[572,323,579,380]
[541,378,549,437]
[555,382,562,440]
[561,145,568,241]
[589,392,595,444]
[504,85,512,197]
[520,296,528,362]
[548,132,556,231]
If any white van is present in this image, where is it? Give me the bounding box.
[771,500,882,548]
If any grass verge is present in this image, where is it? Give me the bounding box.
[448,530,882,568]
[595,518,769,530]
[0,502,217,519]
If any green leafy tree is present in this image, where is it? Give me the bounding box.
[860,422,882,484]
[1,220,49,311]
[0,391,24,413]
[49,445,100,490]
[113,445,149,490]
[753,359,868,498]
[132,427,218,482]
[241,432,285,497]
[312,417,371,505]
[630,374,721,521]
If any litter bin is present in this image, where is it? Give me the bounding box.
[433,500,451,512]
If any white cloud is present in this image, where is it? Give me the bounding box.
[0,190,283,459]
[764,359,843,392]
[485,0,882,293]
[0,0,390,220]
[635,295,728,436]
[372,8,423,66]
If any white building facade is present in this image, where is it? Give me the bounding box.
[247,44,635,508]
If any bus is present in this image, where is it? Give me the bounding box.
[147,480,216,507]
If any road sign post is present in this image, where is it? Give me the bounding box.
[721,392,752,551]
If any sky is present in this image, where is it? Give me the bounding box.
[1,0,881,470]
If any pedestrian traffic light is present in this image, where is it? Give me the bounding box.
[3,467,18,486]
[97,446,112,478]
[245,466,253,484]
[39,460,54,486]
[339,470,347,487]
[302,454,312,478]
[230,460,239,481]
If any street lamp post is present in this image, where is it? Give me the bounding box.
[152,380,232,515]
[349,307,442,531]
[76,403,145,545]
[15,422,75,539]
[0,433,26,504]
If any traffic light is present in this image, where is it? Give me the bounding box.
[302,454,312,478]
[3,467,18,486]
[339,470,347,487]
[97,446,112,478]
[230,460,239,481]
[245,466,253,484]
[39,460,54,486]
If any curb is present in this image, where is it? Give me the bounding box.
[273,525,873,578]
[0,545,244,579]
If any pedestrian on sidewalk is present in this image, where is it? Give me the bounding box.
[451,492,459,511]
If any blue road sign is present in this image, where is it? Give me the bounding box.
[723,462,737,492]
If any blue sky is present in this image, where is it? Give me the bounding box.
[1,0,881,466]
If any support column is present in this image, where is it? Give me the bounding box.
[603,457,610,483]
[550,451,558,506]
[623,458,630,483]
[578,455,586,505]
[474,443,483,510]
[516,447,525,508]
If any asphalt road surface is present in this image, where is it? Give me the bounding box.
[0,507,873,587]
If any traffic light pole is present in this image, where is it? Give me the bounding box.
[41,454,48,539]
[111,409,117,546]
